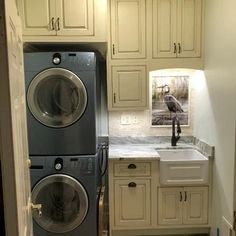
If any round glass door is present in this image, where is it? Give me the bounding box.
[27,68,87,128]
[31,174,88,233]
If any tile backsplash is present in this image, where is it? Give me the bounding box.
[108,110,194,137]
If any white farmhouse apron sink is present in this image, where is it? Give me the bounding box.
[158,149,209,185]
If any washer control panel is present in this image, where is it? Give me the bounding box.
[31,157,96,176]
[69,157,95,175]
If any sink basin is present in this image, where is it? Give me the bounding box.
[158,149,208,161]
[158,149,209,185]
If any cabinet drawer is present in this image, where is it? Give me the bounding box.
[114,162,151,177]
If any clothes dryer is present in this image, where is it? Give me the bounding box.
[24,52,104,155]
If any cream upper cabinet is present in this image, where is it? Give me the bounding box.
[177,0,202,58]
[114,179,151,227]
[153,0,202,58]
[20,0,94,36]
[158,187,208,225]
[20,0,56,35]
[110,65,147,109]
[19,0,107,40]
[152,0,177,58]
[56,0,94,36]
[110,0,146,59]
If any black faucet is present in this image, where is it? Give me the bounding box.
[171,116,181,146]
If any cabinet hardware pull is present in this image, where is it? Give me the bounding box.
[184,191,187,201]
[128,182,137,188]
[112,44,115,55]
[174,43,177,54]
[113,93,116,103]
[51,17,55,30]
[178,43,181,54]
[56,17,60,31]
[180,192,183,202]
[128,164,136,169]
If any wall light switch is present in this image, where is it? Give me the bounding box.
[120,115,131,125]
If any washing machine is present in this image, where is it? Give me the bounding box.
[30,155,101,236]
[24,51,104,156]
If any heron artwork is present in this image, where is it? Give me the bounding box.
[151,75,189,126]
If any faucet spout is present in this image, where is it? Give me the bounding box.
[171,116,181,146]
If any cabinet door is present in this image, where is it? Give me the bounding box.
[20,0,56,35]
[183,187,208,225]
[177,0,202,57]
[110,0,146,59]
[158,188,183,225]
[114,179,151,227]
[111,66,147,108]
[56,0,94,36]
[152,0,177,58]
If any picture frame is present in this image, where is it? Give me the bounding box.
[151,75,190,127]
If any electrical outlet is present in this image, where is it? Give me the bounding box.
[120,115,131,125]
[133,116,138,124]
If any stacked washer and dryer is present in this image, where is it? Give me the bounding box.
[24,51,107,236]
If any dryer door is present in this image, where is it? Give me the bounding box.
[27,68,87,128]
[31,174,88,233]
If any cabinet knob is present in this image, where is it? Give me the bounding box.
[128,164,136,169]
[128,182,137,188]
[180,191,183,202]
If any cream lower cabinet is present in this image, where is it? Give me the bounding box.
[114,179,151,227]
[152,0,202,58]
[109,65,147,109]
[158,187,208,225]
[109,160,155,233]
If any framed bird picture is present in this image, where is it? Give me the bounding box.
[151,75,190,126]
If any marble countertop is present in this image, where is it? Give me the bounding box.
[108,136,214,160]
[109,144,160,160]
[109,143,196,160]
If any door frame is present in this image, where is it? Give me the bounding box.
[0,9,21,236]
[0,1,32,235]
[233,119,236,233]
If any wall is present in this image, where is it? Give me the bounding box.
[193,0,236,234]
[109,69,200,137]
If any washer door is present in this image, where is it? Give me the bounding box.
[27,68,87,128]
[31,174,88,233]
